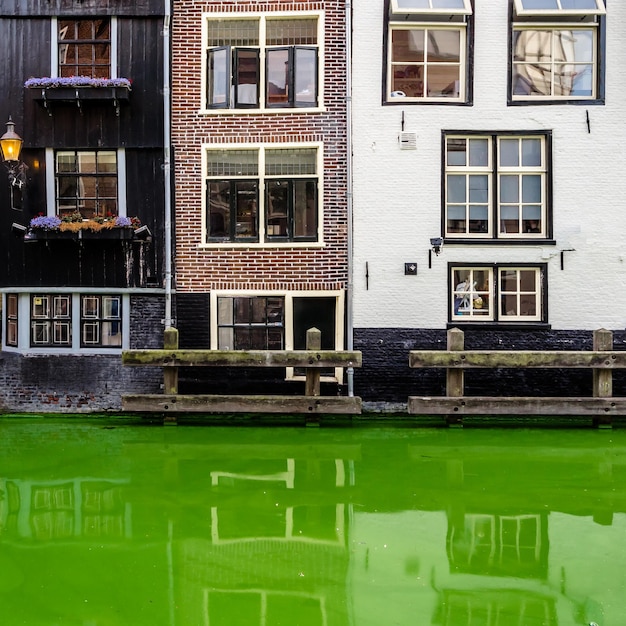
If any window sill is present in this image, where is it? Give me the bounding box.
[447,322,551,330]
[444,238,556,246]
[199,241,325,249]
[199,105,326,115]
[508,98,604,106]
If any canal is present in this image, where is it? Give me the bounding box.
[0,418,624,625]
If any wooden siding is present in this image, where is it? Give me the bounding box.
[0,0,165,17]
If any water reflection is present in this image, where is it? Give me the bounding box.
[0,421,624,625]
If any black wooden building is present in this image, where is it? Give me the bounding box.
[0,0,169,412]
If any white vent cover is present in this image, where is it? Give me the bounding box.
[399,132,417,150]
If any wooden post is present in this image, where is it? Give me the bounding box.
[593,328,613,398]
[163,327,179,395]
[305,327,321,397]
[446,328,465,397]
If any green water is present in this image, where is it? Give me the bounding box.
[0,419,624,626]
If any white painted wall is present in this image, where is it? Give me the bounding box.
[352,0,626,331]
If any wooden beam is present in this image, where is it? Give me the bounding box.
[122,394,362,415]
[122,349,362,368]
[409,350,626,369]
[408,396,626,416]
[305,327,321,397]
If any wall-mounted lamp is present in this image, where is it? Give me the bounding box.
[134,225,152,241]
[429,237,443,269]
[0,117,27,189]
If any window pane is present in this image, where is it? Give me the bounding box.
[208,48,229,106]
[447,138,466,166]
[207,150,258,177]
[447,206,466,233]
[427,30,460,63]
[97,152,117,173]
[266,48,289,104]
[207,19,258,47]
[294,180,317,238]
[266,148,317,175]
[234,182,258,239]
[468,206,488,233]
[266,18,317,46]
[469,139,489,167]
[522,175,541,203]
[521,139,542,166]
[427,65,460,98]
[208,182,230,238]
[500,140,520,167]
[235,49,259,105]
[447,175,466,202]
[266,180,289,237]
[392,30,425,63]
[469,175,488,203]
[294,48,317,104]
[500,176,519,203]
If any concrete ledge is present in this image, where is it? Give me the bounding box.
[122,394,362,415]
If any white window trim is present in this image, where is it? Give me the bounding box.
[444,134,548,240]
[387,24,467,103]
[45,148,127,218]
[511,24,599,101]
[513,0,605,16]
[201,141,324,248]
[200,11,325,114]
[450,266,544,323]
[390,0,472,15]
[50,17,118,78]
[2,292,130,354]
[209,289,345,383]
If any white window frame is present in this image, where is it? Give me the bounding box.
[2,291,130,354]
[444,133,548,240]
[513,0,605,17]
[202,142,323,248]
[390,0,472,15]
[210,290,345,382]
[45,148,127,218]
[51,17,118,78]
[201,11,324,114]
[450,266,545,323]
[387,24,468,103]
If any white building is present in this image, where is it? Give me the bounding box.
[351,0,624,404]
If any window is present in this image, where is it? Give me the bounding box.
[511,0,605,102]
[444,133,550,239]
[19,293,124,350]
[80,296,122,348]
[205,15,320,110]
[205,146,320,244]
[56,151,118,219]
[386,0,472,103]
[58,19,111,78]
[6,294,18,347]
[217,296,285,350]
[450,265,546,323]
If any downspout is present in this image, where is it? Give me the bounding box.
[345,0,355,396]
[163,1,173,328]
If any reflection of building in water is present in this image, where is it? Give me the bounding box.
[0,478,131,541]
[172,453,355,626]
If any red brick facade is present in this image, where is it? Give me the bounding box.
[171,0,348,294]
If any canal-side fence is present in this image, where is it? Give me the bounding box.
[408,328,625,426]
[122,327,362,419]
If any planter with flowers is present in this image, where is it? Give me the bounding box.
[28,212,142,241]
[25,76,132,113]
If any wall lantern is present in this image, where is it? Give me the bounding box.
[0,117,27,189]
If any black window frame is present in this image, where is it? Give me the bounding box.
[441,130,554,244]
[383,0,475,106]
[508,0,606,105]
[447,263,549,327]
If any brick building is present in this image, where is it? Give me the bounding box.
[171,1,351,395]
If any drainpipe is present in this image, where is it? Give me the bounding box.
[163,1,173,328]
[345,0,354,396]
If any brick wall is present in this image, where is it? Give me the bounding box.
[0,295,164,413]
[171,0,349,293]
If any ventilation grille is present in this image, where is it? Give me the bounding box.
[399,132,417,150]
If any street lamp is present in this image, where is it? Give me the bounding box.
[0,116,27,189]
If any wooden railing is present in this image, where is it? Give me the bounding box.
[408,328,625,426]
[122,327,362,419]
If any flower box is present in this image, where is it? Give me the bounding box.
[28,228,135,242]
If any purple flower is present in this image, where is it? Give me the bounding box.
[115,216,132,227]
[25,76,132,89]
[30,215,62,230]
